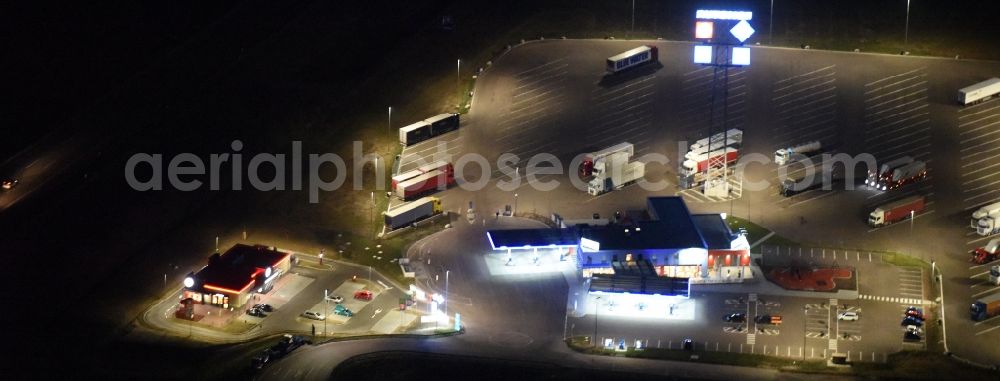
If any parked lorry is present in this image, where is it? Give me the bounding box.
[395,169,455,199]
[685,134,742,160]
[688,129,743,152]
[399,114,461,145]
[774,141,822,165]
[958,78,1000,105]
[867,156,912,187]
[424,113,460,135]
[971,202,1000,229]
[391,161,453,191]
[606,46,658,74]
[970,293,1000,321]
[978,214,1000,236]
[680,147,739,176]
[779,163,857,197]
[875,161,926,191]
[587,151,645,195]
[970,238,1000,265]
[868,195,925,227]
[579,142,634,177]
[384,197,443,230]
[399,121,432,146]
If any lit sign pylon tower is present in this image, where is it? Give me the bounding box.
[692,10,753,198]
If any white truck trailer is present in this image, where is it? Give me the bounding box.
[579,142,634,177]
[606,46,659,74]
[958,78,1000,105]
[972,202,1000,229]
[689,129,743,152]
[587,151,645,195]
[399,121,432,146]
[774,141,822,165]
[685,134,742,160]
[384,197,443,230]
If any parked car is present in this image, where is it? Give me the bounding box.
[302,311,325,320]
[723,313,746,323]
[253,303,274,312]
[334,304,354,317]
[325,295,344,303]
[903,331,922,342]
[837,311,859,321]
[1,179,17,190]
[905,306,924,319]
[247,307,267,317]
[901,316,923,327]
[754,315,782,325]
[354,290,374,301]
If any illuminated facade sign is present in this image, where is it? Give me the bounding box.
[732,47,751,65]
[695,21,714,39]
[730,20,755,43]
[696,10,753,21]
[580,237,601,252]
[693,45,713,64]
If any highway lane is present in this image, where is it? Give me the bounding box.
[257,335,806,381]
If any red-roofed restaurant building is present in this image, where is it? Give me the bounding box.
[181,244,291,309]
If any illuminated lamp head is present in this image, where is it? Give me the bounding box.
[183,276,195,288]
[265,266,273,278]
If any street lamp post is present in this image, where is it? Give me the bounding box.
[904,0,911,46]
[769,0,774,45]
[371,191,376,239]
[910,209,915,258]
[593,296,600,347]
[514,193,519,214]
[630,0,635,33]
[802,306,807,359]
[324,289,329,336]
[445,270,450,321]
[456,59,461,94]
[387,106,392,152]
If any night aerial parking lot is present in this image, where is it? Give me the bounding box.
[6,1,1000,380]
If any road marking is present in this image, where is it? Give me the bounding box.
[961,134,1000,153]
[974,314,1000,327]
[960,102,1000,117]
[973,286,1000,298]
[867,80,927,103]
[864,67,924,88]
[976,325,1000,336]
[775,65,836,85]
[966,233,1000,245]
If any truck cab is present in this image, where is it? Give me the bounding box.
[978,216,998,236]
[867,212,884,227]
[990,265,1000,286]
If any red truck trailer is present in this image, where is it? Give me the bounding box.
[391,161,453,191]
[680,147,739,176]
[395,169,455,200]
[867,195,925,227]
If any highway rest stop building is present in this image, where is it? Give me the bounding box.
[177,244,292,318]
[487,197,751,300]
